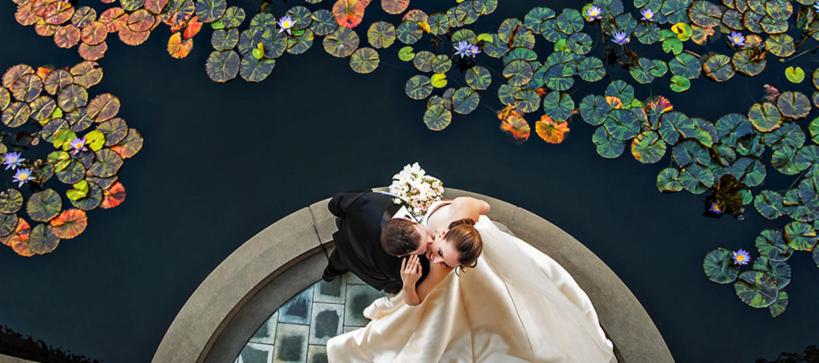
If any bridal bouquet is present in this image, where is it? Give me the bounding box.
[389,163,444,219]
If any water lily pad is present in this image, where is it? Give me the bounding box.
[220,6,245,28]
[206,50,240,83]
[381,0,408,15]
[286,6,313,30]
[542,91,574,121]
[688,0,722,27]
[28,224,60,255]
[57,84,88,113]
[0,213,19,238]
[498,108,530,144]
[56,160,85,184]
[670,75,691,92]
[769,290,788,318]
[755,229,792,262]
[704,248,740,284]
[679,163,715,194]
[703,54,734,82]
[349,47,379,74]
[465,66,491,91]
[450,87,479,115]
[2,102,31,128]
[514,89,540,114]
[211,28,239,51]
[240,57,275,82]
[556,8,584,34]
[785,66,805,84]
[669,53,701,79]
[332,0,365,29]
[734,270,778,308]
[754,190,785,219]
[27,189,62,222]
[579,95,610,126]
[783,220,816,251]
[592,126,625,159]
[577,57,606,82]
[657,167,684,192]
[367,21,395,49]
[430,73,447,89]
[776,91,811,119]
[603,109,640,141]
[535,115,569,144]
[194,0,226,23]
[731,49,766,77]
[323,27,359,57]
[0,189,23,214]
[310,9,337,36]
[49,208,87,239]
[523,7,555,32]
[111,128,143,159]
[765,34,795,57]
[423,104,451,131]
[748,102,781,132]
[631,130,666,164]
[287,29,315,55]
[605,80,635,105]
[396,20,422,45]
[11,73,43,103]
[672,139,710,167]
[88,149,123,178]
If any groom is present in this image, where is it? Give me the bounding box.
[322,190,432,294]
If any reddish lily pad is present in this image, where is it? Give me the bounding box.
[332,0,365,29]
[100,182,126,209]
[381,0,409,15]
[167,32,194,59]
[49,208,87,239]
[110,128,143,158]
[78,41,108,61]
[54,24,81,48]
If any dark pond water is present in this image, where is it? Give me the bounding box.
[1,0,818,362]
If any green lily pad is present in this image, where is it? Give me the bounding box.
[452,87,479,115]
[502,60,533,87]
[732,49,766,77]
[430,55,452,74]
[765,123,805,150]
[785,66,805,84]
[703,248,740,284]
[239,57,275,82]
[679,163,715,194]
[2,102,31,128]
[672,139,711,167]
[0,213,18,238]
[605,80,635,105]
[631,130,666,164]
[465,66,492,91]
[670,75,691,92]
[427,14,449,35]
[310,9,337,36]
[748,102,782,132]
[287,29,315,55]
[405,75,432,100]
[206,50,240,83]
[367,22,396,49]
[194,0,226,23]
[556,8,584,34]
[542,91,574,121]
[734,270,778,308]
[0,189,23,214]
[211,29,240,51]
[579,94,610,126]
[657,167,684,192]
[567,32,592,55]
[764,260,791,290]
[513,89,540,114]
[423,104,452,131]
[702,54,735,82]
[769,291,788,318]
[754,190,785,219]
[755,229,792,262]
[56,160,85,184]
[323,27,359,58]
[286,6,312,30]
[27,189,62,222]
[592,126,625,159]
[396,20,422,45]
[523,7,556,32]
[669,53,701,79]
[349,47,379,74]
[28,224,60,255]
[776,91,811,119]
[88,149,123,178]
[220,6,245,28]
[69,181,102,210]
[765,34,795,57]
[577,57,606,82]
[688,0,723,27]
[783,220,817,251]
[431,73,447,88]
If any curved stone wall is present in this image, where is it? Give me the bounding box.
[153,188,673,363]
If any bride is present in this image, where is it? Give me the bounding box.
[326,197,617,362]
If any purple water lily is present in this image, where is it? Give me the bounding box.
[728,31,745,47]
[454,40,480,58]
[585,5,602,21]
[12,168,32,187]
[640,8,655,21]
[611,31,630,45]
[277,15,295,35]
[2,152,24,170]
[732,249,751,266]
[69,138,87,155]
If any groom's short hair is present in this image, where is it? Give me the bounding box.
[381,219,421,257]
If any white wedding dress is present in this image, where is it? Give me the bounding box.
[326,212,616,362]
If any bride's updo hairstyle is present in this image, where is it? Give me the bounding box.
[445,218,483,271]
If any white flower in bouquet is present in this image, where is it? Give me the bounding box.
[389,163,444,219]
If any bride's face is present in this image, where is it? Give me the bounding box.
[428,235,460,269]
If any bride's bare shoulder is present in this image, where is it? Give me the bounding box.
[450,197,491,218]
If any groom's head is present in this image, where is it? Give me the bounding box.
[381,219,433,257]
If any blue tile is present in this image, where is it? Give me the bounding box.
[344,284,384,327]
[309,303,343,345]
[278,287,313,325]
[273,324,309,362]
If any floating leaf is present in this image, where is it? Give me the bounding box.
[0,213,19,239]
[465,66,491,91]
[776,91,811,119]
[765,34,795,58]
[168,32,193,59]
[451,87,479,115]
[592,127,625,159]
[0,189,23,214]
[398,46,415,61]
[26,189,62,222]
[194,0,226,23]
[49,209,87,239]
[110,128,143,158]
[430,73,447,88]
[323,27,359,57]
[206,50,240,83]
[381,0,408,15]
[405,75,432,100]
[669,75,690,92]
[240,57,275,82]
[631,130,666,164]
[703,248,740,284]
[702,54,734,82]
[755,229,792,262]
[769,291,788,318]
[785,66,805,84]
[784,221,816,251]
[535,114,569,144]
[748,102,781,132]
[367,21,395,49]
[423,103,451,131]
[348,47,379,74]
[86,93,120,122]
[734,270,778,308]
[332,0,365,29]
[100,181,126,209]
[27,224,60,255]
[754,190,785,219]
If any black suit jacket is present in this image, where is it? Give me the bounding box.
[328,191,429,293]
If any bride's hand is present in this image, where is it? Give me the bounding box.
[401,254,422,287]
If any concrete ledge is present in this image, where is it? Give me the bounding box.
[153,189,673,363]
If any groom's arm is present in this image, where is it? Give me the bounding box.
[328,191,368,217]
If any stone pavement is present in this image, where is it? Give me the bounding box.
[234,273,384,363]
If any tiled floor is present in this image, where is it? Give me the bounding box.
[235,273,385,363]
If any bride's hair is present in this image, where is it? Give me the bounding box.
[445,218,483,271]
